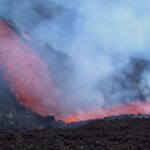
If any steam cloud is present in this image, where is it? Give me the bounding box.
[0,0,150,119]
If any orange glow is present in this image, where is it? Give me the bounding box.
[63,101,150,123]
[0,20,60,117]
[1,20,150,123]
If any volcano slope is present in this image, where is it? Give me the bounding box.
[0,17,72,131]
[0,116,150,150]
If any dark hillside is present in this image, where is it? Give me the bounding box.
[1,117,150,150]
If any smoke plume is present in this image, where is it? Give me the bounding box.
[0,0,150,121]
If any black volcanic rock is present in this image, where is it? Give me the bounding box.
[0,117,150,149]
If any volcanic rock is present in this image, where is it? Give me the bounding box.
[0,116,150,149]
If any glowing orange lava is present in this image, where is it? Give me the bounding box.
[0,20,60,117]
[63,101,150,123]
[0,20,150,123]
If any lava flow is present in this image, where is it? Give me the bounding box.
[63,101,150,123]
[0,19,150,123]
[0,19,60,118]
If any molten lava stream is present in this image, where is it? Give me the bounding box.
[63,101,150,123]
[0,20,60,118]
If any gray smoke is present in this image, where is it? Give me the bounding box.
[0,0,150,117]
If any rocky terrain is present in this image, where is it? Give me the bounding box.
[0,116,150,150]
